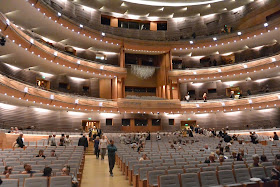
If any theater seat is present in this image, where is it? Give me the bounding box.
[250,167,266,178]
[49,176,72,187]
[147,170,166,187]
[180,173,200,187]
[200,171,221,187]
[1,178,18,187]
[158,174,180,187]
[23,177,48,187]
[217,170,242,187]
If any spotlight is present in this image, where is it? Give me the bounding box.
[0,37,6,46]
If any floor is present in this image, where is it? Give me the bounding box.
[81,155,130,187]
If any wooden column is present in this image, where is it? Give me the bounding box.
[117,78,124,98]
[150,22,157,31]
[112,77,118,100]
[119,47,125,68]
[110,18,118,27]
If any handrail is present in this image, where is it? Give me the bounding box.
[34,0,280,47]
[0,13,126,77]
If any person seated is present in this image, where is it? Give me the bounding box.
[271,160,280,182]
[261,155,268,163]
[230,151,237,160]
[202,144,211,153]
[225,143,231,152]
[62,165,78,187]
[219,155,225,163]
[8,127,14,133]
[209,154,216,163]
[50,150,57,157]
[156,132,161,141]
[223,133,232,143]
[22,164,36,176]
[232,134,238,141]
[249,154,262,168]
[36,150,46,159]
[139,154,149,161]
[273,132,279,141]
[16,133,25,148]
[239,149,247,159]
[3,166,13,178]
[42,167,52,177]
[236,153,243,161]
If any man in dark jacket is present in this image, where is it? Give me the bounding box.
[78,134,88,151]
[107,140,117,177]
[16,133,25,148]
[224,133,232,143]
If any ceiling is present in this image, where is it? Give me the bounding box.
[75,0,254,18]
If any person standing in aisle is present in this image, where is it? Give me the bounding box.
[94,136,100,159]
[99,135,108,160]
[107,140,117,177]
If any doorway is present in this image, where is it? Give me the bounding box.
[82,120,100,132]
[181,120,196,131]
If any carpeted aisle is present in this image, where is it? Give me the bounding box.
[81,155,130,187]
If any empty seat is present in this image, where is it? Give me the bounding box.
[167,169,184,175]
[218,170,241,186]
[158,174,180,187]
[185,167,200,173]
[24,177,48,187]
[181,173,200,187]
[9,174,30,186]
[234,168,256,185]
[265,166,274,178]
[49,176,72,187]
[200,171,220,187]
[218,165,232,171]
[201,166,217,172]
[250,167,266,178]
[169,165,183,169]
[139,167,153,181]
[233,164,247,169]
[147,170,166,187]
[1,178,18,187]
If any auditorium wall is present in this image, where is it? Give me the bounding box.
[0,103,279,132]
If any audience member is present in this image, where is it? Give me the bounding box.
[22,163,36,176]
[139,154,149,161]
[62,165,78,187]
[3,166,12,178]
[107,140,117,177]
[36,150,46,159]
[202,144,211,153]
[203,92,207,102]
[236,153,243,161]
[273,132,279,141]
[94,136,100,159]
[99,135,108,160]
[230,152,237,160]
[249,154,262,167]
[16,133,25,148]
[59,134,65,146]
[261,155,268,163]
[78,134,88,151]
[146,131,151,140]
[209,154,216,163]
[223,133,232,143]
[185,92,190,102]
[42,167,52,177]
[156,132,161,141]
[47,135,52,146]
[271,160,280,182]
[8,127,14,133]
[50,150,57,157]
[65,135,72,146]
[50,134,57,146]
[219,155,225,163]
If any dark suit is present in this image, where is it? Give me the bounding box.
[78,136,88,151]
[16,136,25,148]
[97,129,102,137]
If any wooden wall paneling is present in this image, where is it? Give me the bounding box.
[99,79,112,99]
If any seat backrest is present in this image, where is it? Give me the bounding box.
[139,167,153,180]
[147,170,166,186]
[133,164,146,175]
[218,170,236,185]
[202,166,217,172]
[159,174,180,187]
[218,165,232,171]
[250,167,266,178]
[24,177,48,187]
[200,171,219,187]
[234,168,251,183]
[167,169,184,175]
[49,176,72,187]
[233,164,247,169]
[9,174,30,187]
[185,167,200,173]
[181,173,200,187]
[265,166,274,178]
[1,179,19,187]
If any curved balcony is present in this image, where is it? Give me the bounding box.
[0,13,126,78]
[25,0,280,53]
[0,72,279,114]
[169,53,280,81]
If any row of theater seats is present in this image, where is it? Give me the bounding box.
[108,133,280,187]
[0,146,84,187]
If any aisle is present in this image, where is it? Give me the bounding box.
[81,155,130,187]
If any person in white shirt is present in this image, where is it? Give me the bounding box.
[185,92,190,102]
[99,135,109,160]
[139,154,149,161]
[156,132,161,141]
